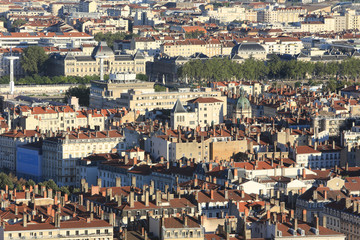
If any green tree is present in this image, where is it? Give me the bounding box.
[154,85,167,92]
[64,85,90,106]
[26,179,36,188]
[94,32,138,49]
[60,186,70,195]
[185,30,205,39]
[295,81,302,88]
[12,19,27,29]
[20,46,49,75]
[40,179,59,191]
[136,73,148,81]
[0,173,14,190]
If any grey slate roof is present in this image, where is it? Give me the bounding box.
[172,99,187,113]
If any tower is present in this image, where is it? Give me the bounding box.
[96,56,109,81]
[5,56,19,95]
[233,87,252,122]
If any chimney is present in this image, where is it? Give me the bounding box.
[131,176,136,188]
[324,190,327,200]
[15,205,18,215]
[145,190,149,207]
[294,218,298,230]
[345,198,351,209]
[116,177,121,187]
[47,189,53,199]
[97,178,102,188]
[354,201,358,213]
[322,215,327,227]
[156,190,161,206]
[302,209,307,222]
[184,215,188,227]
[23,213,27,227]
[280,202,285,213]
[130,191,135,208]
[314,215,319,230]
[240,190,245,198]
[313,190,318,200]
[210,190,214,200]
[302,168,306,179]
[224,190,228,199]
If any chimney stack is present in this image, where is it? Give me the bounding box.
[131,176,136,188]
[145,190,149,207]
[116,177,121,187]
[294,218,298,230]
[130,191,135,208]
[302,209,307,222]
[97,178,102,188]
[23,213,27,227]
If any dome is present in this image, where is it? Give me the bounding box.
[93,41,114,58]
[236,96,251,111]
[231,42,266,58]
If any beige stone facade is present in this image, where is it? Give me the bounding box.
[53,42,147,77]
[171,97,225,129]
[42,130,125,186]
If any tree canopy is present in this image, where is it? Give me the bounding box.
[20,46,49,75]
[136,73,148,81]
[178,56,360,82]
[0,74,100,85]
[185,30,205,39]
[94,32,138,49]
[12,19,27,29]
[64,85,90,107]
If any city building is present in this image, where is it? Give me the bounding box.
[170,97,225,129]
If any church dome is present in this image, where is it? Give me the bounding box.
[231,42,266,58]
[236,96,251,111]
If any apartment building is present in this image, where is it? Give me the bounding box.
[10,105,138,132]
[161,39,222,58]
[170,97,225,129]
[2,218,113,240]
[257,7,278,23]
[130,37,161,56]
[42,130,125,186]
[211,81,262,96]
[323,198,360,240]
[295,185,347,225]
[0,129,41,171]
[313,116,347,137]
[276,7,307,23]
[146,127,245,162]
[293,142,341,168]
[206,6,246,23]
[149,215,204,240]
[250,212,345,240]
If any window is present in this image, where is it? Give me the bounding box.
[97,230,101,234]
[66,231,70,236]
[76,231,79,235]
